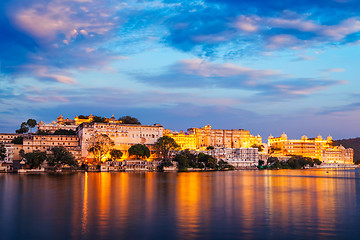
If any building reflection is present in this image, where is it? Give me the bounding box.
[175,172,202,239]
[2,169,354,240]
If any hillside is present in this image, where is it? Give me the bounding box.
[333,138,360,164]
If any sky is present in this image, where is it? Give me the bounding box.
[1,0,360,140]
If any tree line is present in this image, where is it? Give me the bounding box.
[19,146,78,169]
[87,135,180,165]
[258,155,322,169]
[174,150,235,171]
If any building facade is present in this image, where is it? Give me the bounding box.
[37,114,122,134]
[186,125,262,150]
[1,144,14,163]
[268,133,353,164]
[208,147,259,167]
[77,122,164,160]
[22,135,81,160]
[164,130,197,150]
[0,133,21,144]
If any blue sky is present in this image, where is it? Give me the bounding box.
[1,0,360,140]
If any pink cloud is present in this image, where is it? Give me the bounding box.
[13,0,116,44]
[178,59,279,80]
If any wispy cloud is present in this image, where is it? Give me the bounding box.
[134,59,345,99]
[322,68,346,73]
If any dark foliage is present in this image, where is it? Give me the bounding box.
[48,146,77,168]
[22,150,47,169]
[173,150,234,171]
[128,144,150,159]
[54,129,76,135]
[11,136,23,144]
[118,116,141,124]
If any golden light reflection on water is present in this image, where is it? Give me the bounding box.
[2,169,358,239]
[81,172,88,235]
[176,172,201,239]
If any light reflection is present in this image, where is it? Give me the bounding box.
[176,172,201,239]
[1,169,358,240]
[81,172,88,236]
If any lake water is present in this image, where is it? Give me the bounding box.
[1,169,360,240]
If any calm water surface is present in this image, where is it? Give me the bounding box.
[1,169,360,240]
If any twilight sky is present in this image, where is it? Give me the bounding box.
[1,0,360,140]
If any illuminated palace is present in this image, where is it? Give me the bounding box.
[268,133,353,164]
[37,114,122,133]
[165,124,262,150]
[77,122,164,161]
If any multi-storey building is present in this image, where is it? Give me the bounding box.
[322,145,353,164]
[37,114,122,133]
[185,125,262,150]
[77,122,164,160]
[268,133,353,164]
[207,148,259,167]
[164,130,197,150]
[22,135,81,160]
[1,144,14,163]
[37,121,78,133]
[0,133,21,144]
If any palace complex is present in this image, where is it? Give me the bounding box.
[77,122,164,161]
[268,133,353,164]
[164,125,262,150]
[0,115,355,167]
[37,114,122,133]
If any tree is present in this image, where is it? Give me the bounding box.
[251,144,264,152]
[87,134,115,163]
[11,136,23,144]
[128,144,150,159]
[37,130,53,135]
[16,122,29,134]
[206,146,215,150]
[174,153,189,171]
[109,149,123,161]
[118,116,141,124]
[26,119,37,133]
[48,146,77,168]
[269,146,282,154]
[23,150,47,169]
[198,153,217,168]
[154,136,179,161]
[313,158,322,165]
[258,160,265,167]
[92,116,106,123]
[78,115,88,119]
[0,144,6,162]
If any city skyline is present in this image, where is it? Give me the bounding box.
[1,0,360,139]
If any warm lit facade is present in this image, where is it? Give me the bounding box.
[184,125,262,150]
[322,146,353,164]
[37,121,78,133]
[77,122,164,160]
[268,133,353,164]
[38,114,122,133]
[0,133,21,144]
[164,130,197,150]
[22,135,81,160]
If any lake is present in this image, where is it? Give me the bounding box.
[1,169,360,240]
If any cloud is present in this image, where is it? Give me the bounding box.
[159,1,360,57]
[1,0,360,83]
[0,0,128,82]
[319,101,360,115]
[134,59,344,99]
[322,68,346,72]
